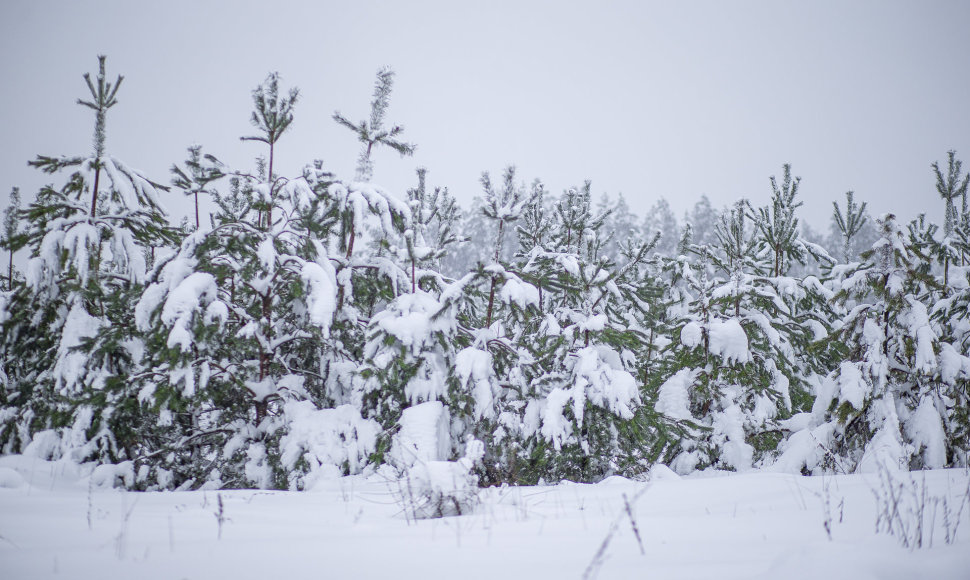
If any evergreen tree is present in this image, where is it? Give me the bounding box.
[653,196,831,474]
[133,73,344,489]
[134,70,422,489]
[0,56,177,465]
[357,168,464,446]
[642,197,680,257]
[832,191,868,264]
[171,145,225,229]
[477,180,655,483]
[932,151,970,272]
[933,150,969,239]
[2,187,20,291]
[753,164,830,276]
[333,67,416,182]
[479,167,538,329]
[240,72,299,230]
[922,217,970,466]
[803,214,950,472]
[684,195,720,247]
[403,168,463,291]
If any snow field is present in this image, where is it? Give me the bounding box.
[1,456,968,580]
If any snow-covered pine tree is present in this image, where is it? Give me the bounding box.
[134,73,387,489]
[488,181,654,483]
[753,164,831,277]
[171,145,225,230]
[653,203,764,473]
[333,67,416,183]
[439,194,522,278]
[401,168,463,293]
[240,73,298,230]
[0,56,178,467]
[801,213,947,472]
[832,191,869,264]
[356,169,464,454]
[425,167,542,483]
[922,214,970,466]
[934,150,970,240]
[642,197,680,257]
[653,188,831,474]
[1,187,20,291]
[932,151,970,272]
[896,202,970,468]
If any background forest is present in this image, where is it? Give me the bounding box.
[1,58,968,496]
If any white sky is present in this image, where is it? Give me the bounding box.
[2,0,969,232]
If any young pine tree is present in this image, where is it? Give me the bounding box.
[0,56,177,466]
[807,214,948,472]
[241,73,299,230]
[933,150,970,239]
[1,187,21,291]
[333,67,415,183]
[171,145,225,230]
[832,191,868,264]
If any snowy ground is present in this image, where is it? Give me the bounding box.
[1,456,968,580]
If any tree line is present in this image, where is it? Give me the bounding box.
[0,57,967,490]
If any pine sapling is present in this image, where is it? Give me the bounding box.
[1,187,20,290]
[832,191,868,263]
[333,66,415,183]
[241,73,299,229]
[76,55,123,218]
[171,145,224,229]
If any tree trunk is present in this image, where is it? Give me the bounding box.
[346,226,356,259]
[90,161,101,218]
[266,142,275,229]
[485,221,506,328]
[485,279,497,329]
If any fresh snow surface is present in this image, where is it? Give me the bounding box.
[1,456,967,580]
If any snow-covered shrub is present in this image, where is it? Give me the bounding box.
[395,438,485,519]
[360,291,457,431]
[388,401,453,469]
[279,401,380,490]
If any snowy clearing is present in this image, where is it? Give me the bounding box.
[1,456,968,580]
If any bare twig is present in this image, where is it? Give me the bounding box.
[582,484,651,580]
[214,493,229,540]
[622,493,645,555]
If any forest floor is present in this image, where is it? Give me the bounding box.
[1,455,968,579]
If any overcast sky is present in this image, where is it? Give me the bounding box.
[2,0,969,234]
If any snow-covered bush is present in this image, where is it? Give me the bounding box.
[395,438,485,519]
[279,401,380,490]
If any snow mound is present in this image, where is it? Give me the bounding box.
[396,439,484,519]
[0,467,25,489]
[708,318,750,364]
[656,368,698,421]
[390,401,452,469]
[648,463,681,481]
[280,401,380,490]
